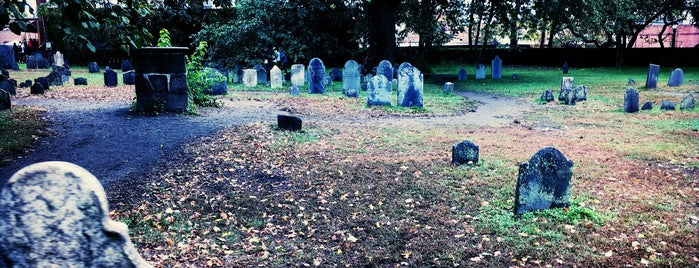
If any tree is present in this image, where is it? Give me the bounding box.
[1,0,34,35]
[362,0,402,68]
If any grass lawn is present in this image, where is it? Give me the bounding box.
[3,64,698,267]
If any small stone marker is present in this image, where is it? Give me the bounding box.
[641,101,653,111]
[491,55,502,80]
[0,161,152,267]
[667,68,684,87]
[661,100,676,111]
[377,60,393,81]
[243,69,257,87]
[572,85,587,102]
[342,60,361,97]
[645,64,660,89]
[253,64,267,85]
[624,87,640,113]
[74,77,88,86]
[277,114,302,131]
[397,62,423,108]
[514,147,573,216]
[330,67,342,82]
[289,85,300,96]
[308,58,326,94]
[452,140,479,165]
[443,82,454,94]
[123,70,136,85]
[680,94,695,110]
[121,59,133,72]
[270,66,283,89]
[290,64,305,87]
[563,61,569,74]
[104,68,118,87]
[367,75,391,107]
[458,68,467,81]
[88,62,100,73]
[475,64,485,80]
[30,83,44,95]
[0,89,10,110]
[541,90,555,102]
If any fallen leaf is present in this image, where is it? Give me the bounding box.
[604,250,613,257]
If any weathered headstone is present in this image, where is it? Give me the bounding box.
[452,140,479,165]
[0,45,16,69]
[443,82,454,94]
[367,75,392,107]
[123,70,136,85]
[680,94,695,110]
[26,55,37,69]
[30,83,44,95]
[377,60,393,81]
[458,68,467,81]
[243,68,257,87]
[290,64,305,87]
[277,114,302,131]
[35,77,49,90]
[231,65,243,84]
[559,77,574,101]
[325,75,332,86]
[270,66,283,89]
[563,61,569,74]
[52,51,64,67]
[641,101,653,111]
[667,68,684,87]
[397,62,423,107]
[645,64,660,89]
[253,64,267,85]
[342,60,361,97]
[289,85,300,96]
[514,147,574,216]
[35,53,49,69]
[74,77,88,86]
[661,100,676,111]
[491,55,502,80]
[330,67,342,82]
[0,79,16,95]
[0,161,152,267]
[308,58,326,94]
[104,68,118,87]
[475,64,485,80]
[0,89,10,110]
[121,59,133,72]
[572,85,587,102]
[541,90,555,102]
[624,87,640,113]
[88,62,100,73]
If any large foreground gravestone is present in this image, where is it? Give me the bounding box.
[397,62,423,107]
[514,147,574,216]
[645,64,660,89]
[377,60,393,81]
[290,64,305,87]
[367,75,392,106]
[667,68,684,87]
[0,161,152,267]
[308,58,326,94]
[133,47,189,112]
[342,60,361,97]
[624,87,640,113]
[475,64,485,80]
[491,55,502,80]
[452,140,479,165]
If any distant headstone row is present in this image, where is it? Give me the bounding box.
[625,89,695,113]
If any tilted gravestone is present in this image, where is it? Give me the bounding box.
[641,101,653,111]
[458,68,467,81]
[104,68,118,87]
[0,89,10,110]
[541,90,555,102]
[270,66,283,89]
[243,69,257,87]
[397,62,423,108]
[121,59,133,72]
[367,75,391,107]
[330,67,342,82]
[667,68,684,87]
[253,64,267,85]
[443,82,454,94]
[30,83,44,95]
[290,64,305,87]
[645,64,660,89]
[491,55,502,80]
[514,147,574,216]
[452,140,479,165]
[680,94,695,110]
[661,100,676,111]
[475,64,485,80]
[0,161,152,267]
[308,58,326,94]
[342,60,361,97]
[88,62,100,73]
[377,60,393,81]
[277,114,302,131]
[74,77,88,86]
[624,87,640,113]
[123,70,136,85]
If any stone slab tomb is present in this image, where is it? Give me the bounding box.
[514,147,574,216]
[0,161,151,267]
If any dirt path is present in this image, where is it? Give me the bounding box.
[0,91,534,188]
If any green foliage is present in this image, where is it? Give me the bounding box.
[157,29,172,48]
[186,41,220,110]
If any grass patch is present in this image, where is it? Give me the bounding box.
[0,107,48,166]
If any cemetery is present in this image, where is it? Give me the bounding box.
[0,0,698,267]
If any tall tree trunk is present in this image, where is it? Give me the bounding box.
[539,21,546,48]
[615,34,625,67]
[468,12,475,48]
[546,20,556,48]
[365,0,401,69]
[509,1,521,50]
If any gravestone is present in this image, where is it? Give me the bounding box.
[30,83,44,95]
[475,64,485,80]
[35,53,49,69]
[541,90,555,102]
[290,64,305,87]
[52,51,64,67]
[397,62,423,107]
[661,100,676,111]
[26,55,37,69]
[377,60,393,81]
[367,75,392,107]
[572,85,587,102]
[0,161,151,267]
[563,61,569,74]
[680,94,695,110]
[231,65,243,84]
[325,75,332,86]
[308,58,326,94]
[452,140,479,165]
[641,101,653,111]
[624,88,640,113]
[645,64,660,89]
[558,77,574,101]
[121,59,133,72]
[74,77,88,86]
[0,79,16,95]
[342,60,361,97]
[253,64,267,85]
[243,69,257,87]
[0,89,10,110]
[270,66,283,89]
[514,147,574,216]
[290,85,300,96]
[363,74,373,84]
[88,62,100,73]
[104,68,118,87]
[491,55,502,80]
[443,82,454,94]
[330,67,342,82]
[123,70,136,85]
[35,77,49,90]
[23,79,32,88]
[458,68,467,80]
[0,45,16,69]
[277,114,302,131]
[667,68,684,87]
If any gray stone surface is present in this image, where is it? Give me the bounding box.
[30,83,44,95]
[270,66,283,89]
[290,64,305,87]
[342,60,361,97]
[0,161,151,267]
[397,62,423,107]
[308,58,326,94]
[491,55,502,80]
[452,140,479,165]
[514,147,573,216]
[661,100,676,111]
[243,68,257,87]
[680,94,694,110]
[541,90,554,102]
[475,64,485,80]
[367,75,391,107]
[377,60,393,81]
[443,82,454,94]
[645,64,660,89]
[624,87,640,113]
[667,68,684,87]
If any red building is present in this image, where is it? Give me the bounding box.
[634,24,699,48]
